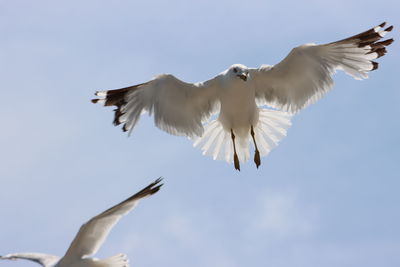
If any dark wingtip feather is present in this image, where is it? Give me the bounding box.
[372,61,379,71]
[385,25,394,32]
[92,83,148,133]
[98,178,163,216]
[334,22,394,49]
[130,177,163,200]
[375,47,387,58]
[376,38,394,47]
[113,108,124,126]
[149,177,164,195]
[385,38,394,45]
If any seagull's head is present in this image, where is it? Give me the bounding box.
[229,64,249,82]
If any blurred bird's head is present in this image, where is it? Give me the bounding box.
[228,64,249,81]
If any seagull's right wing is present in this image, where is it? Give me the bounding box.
[0,253,60,267]
[251,22,394,113]
[58,178,162,265]
[92,74,220,137]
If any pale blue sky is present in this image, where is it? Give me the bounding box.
[1,1,399,266]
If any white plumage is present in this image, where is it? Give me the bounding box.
[92,22,393,170]
[0,179,162,267]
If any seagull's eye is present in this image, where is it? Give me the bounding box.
[233,68,238,73]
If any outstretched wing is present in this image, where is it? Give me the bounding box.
[58,178,163,264]
[0,253,60,267]
[92,74,219,137]
[251,22,394,113]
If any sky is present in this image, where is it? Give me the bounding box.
[0,0,399,266]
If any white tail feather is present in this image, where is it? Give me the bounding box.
[193,109,292,164]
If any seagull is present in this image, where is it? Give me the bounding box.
[92,22,394,171]
[0,178,163,267]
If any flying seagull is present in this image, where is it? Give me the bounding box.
[0,178,163,267]
[92,22,394,171]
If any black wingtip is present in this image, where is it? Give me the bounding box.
[372,61,379,71]
[125,177,164,202]
[151,177,164,193]
[144,177,164,196]
[385,25,394,32]
[370,47,387,58]
[378,22,386,28]
[151,177,163,188]
[379,38,394,46]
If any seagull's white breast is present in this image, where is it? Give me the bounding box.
[217,77,259,137]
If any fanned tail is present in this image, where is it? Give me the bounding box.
[254,109,292,157]
[193,120,231,161]
[193,109,292,165]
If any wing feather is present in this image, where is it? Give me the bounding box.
[251,22,394,113]
[59,178,162,264]
[93,74,219,137]
[0,253,59,267]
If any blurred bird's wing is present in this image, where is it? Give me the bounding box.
[251,22,394,113]
[0,253,60,267]
[92,74,220,137]
[58,178,163,264]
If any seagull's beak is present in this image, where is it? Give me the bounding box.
[238,73,248,81]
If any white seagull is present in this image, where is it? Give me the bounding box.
[0,178,163,267]
[92,22,393,171]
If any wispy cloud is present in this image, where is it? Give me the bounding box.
[250,189,319,238]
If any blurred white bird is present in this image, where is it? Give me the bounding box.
[92,22,393,171]
[0,178,162,267]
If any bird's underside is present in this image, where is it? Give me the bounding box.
[92,22,394,170]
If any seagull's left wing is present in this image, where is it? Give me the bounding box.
[251,22,394,113]
[0,253,60,267]
[92,74,219,137]
[58,178,162,264]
